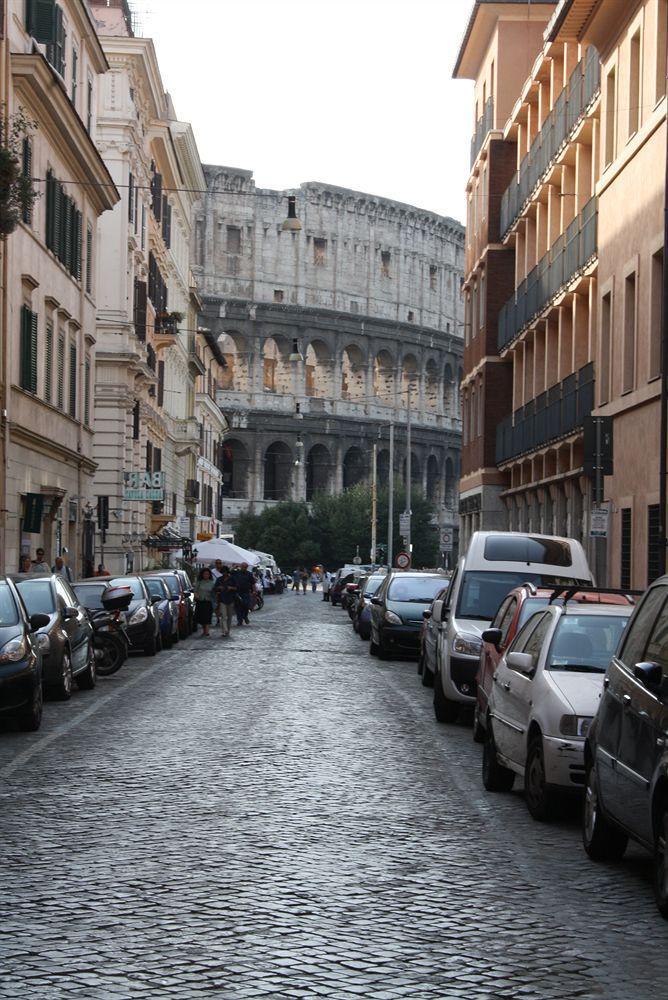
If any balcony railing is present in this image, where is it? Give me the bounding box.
[497,197,597,352]
[495,362,594,464]
[500,47,600,237]
[470,97,495,166]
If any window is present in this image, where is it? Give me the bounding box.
[644,604,668,679]
[20,305,38,393]
[496,598,517,645]
[84,354,90,426]
[479,271,486,330]
[68,342,76,417]
[25,0,57,42]
[71,44,78,106]
[21,138,32,225]
[44,321,53,403]
[547,614,629,671]
[128,173,134,224]
[56,333,65,409]
[157,360,165,407]
[657,0,667,103]
[146,440,153,473]
[650,248,663,380]
[628,31,641,137]
[521,613,552,664]
[141,203,146,250]
[622,271,636,393]
[605,67,617,166]
[133,278,147,341]
[620,507,632,589]
[273,289,284,303]
[148,252,167,312]
[226,226,241,254]
[600,290,612,404]
[86,75,93,133]
[132,400,140,440]
[620,585,668,668]
[483,535,574,566]
[85,223,93,295]
[45,170,82,280]
[150,168,162,221]
[46,5,66,78]
[481,166,488,220]
[648,504,662,585]
[407,311,414,323]
[429,265,437,291]
[313,238,327,266]
[381,251,391,278]
[471,282,478,340]
[161,197,172,248]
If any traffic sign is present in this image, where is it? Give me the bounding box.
[399,512,411,535]
[353,555,362,565]
[590,504,609,538]
[440,528,454,552]
[395,551,411,569]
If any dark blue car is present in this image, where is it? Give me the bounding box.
[142,576,178,649]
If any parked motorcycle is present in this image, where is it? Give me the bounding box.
[89,609,129,676]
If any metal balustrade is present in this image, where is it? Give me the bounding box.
[499,48,600,238]
[494,363,595,464]
[470,97,495,166]
[497,197,598,352]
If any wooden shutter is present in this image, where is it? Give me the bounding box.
[48,4,65,76]
[44,322,53,403]
[45,170,54,250]
[134,278,147,341]
[30,312,38,393]
[52,180,62,259]
[132,400,140,440]
[74,209,82,281]
[56,334,64,409]
[63,195,72,271]
[22,139,32,224]
[84,356,90,425]
[68,343,76,417]
[20,306,31,390]
[27,0,57,43]
[86,224,93,294]
[146,440,153,473]
[128,173,134,223]
[151,172,162,221]
[157,360,165,407]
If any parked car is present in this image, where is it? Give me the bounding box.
[352,573,387,640]
[142,576,179,648]
[174,569,196,632]
[482,591,633,821]
[432,531,594,724]
[13,574,96,699]
[95,576,160,656]
[149,570,191,639]
[370,571,448,659]
[418,583,451,688]
[582,574,668,918]
[0,577,49,731]
[331,565,376,606]
[342,579,363,614]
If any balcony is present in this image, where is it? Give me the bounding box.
[153,311,183,351]
[174,418,202,448]
[470,97,494,167]
[500,47,600,237]
[495,362,594,464]
[497,197,597,352]
[187,332,206,376]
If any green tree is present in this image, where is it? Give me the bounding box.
[234,501,320,570]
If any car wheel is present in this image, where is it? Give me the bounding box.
[472,703,485,744]
[581,759,627,861]
[433,670,458,723]
[655,806,668,919]
[17,681,42,732]
[524,735,555,822]
[421,660,434,688]
[76,646,97,691]
[53,651,73,701]
[482,720,515,792]
[156,629,163,652]
[144,631,157,657]
[369,638,379,657]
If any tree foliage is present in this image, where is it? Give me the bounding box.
[234,484,439,571]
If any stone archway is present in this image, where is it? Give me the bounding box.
[343,446,366,489]
[264,441,293,500]
[341,344,366,401]
[306,444,332,500]
[217,331,249,391]
[222,438,250,498]
[305,340,333,398]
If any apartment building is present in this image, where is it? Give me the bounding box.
[193,326,228,542]
[89,0,208,573]
[0,0,118,573]
[456,0,667,589]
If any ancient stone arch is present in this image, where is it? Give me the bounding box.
[341,344,366,401]
[218,331,250,391]
[306,443,332,500]
[305,339,333,398]
[425,358,440,412]
[373,349,395,403]
[222,438,250,498]
[262,336,293,394]
[264,441,293,500]
[343,446,366,488]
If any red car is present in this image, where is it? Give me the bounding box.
[474,584,637,743]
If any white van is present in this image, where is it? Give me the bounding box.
[432,532,594,723]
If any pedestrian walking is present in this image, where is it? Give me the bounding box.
[19,555,32,573]
[31,548,50,573]
[322,570,332,602]
[211,559,225,580]
[214,568,236,637]
[291,569,300,592]
[230,562,255,625]
[52,556,73,582]
[194,567,216,637]
[310,569,320,593]
[300,567,308,594]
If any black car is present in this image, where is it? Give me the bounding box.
[78,576,160,655]
[369,571,448,660]
[352,573,387,640]
[0,577,49,731]
[583,574,668,918]
[14,574,96,699]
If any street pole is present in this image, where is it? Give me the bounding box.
[405,387,412,556]
[371,441,377,564]
[659,58,668,577]
[595,416,604,587]
[387,421,394,571]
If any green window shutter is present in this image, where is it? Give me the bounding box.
[63,195,72,270]
[30,312,38,393]
[128,173,134,223]
[74,209,82,280]
[20,306,30,390]
[27,0,57,43]
[45,170,54,250]
[22,139,32,225]
[44,322,53,403]
[68,343,76,417]
[56,335,64,409]
[86,224,93,294]
[84,356,90,425]
[52,179,62,258]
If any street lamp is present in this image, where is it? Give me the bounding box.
[281,195,302,232]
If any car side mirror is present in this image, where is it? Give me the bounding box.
[62,606,78,621]
[633,661,663,693]
[423,609,432,620]
[371,597,382,606]
[482,628,503,651]
[151,595,162,605]
[183,589,192,597]
[29,612,50,631]
[506,651,534,675]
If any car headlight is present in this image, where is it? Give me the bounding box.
[38,634,50,653]
[128,606,148,625]
[559,715,593,737]
[384,610,403,625]
[0,636,27,663]
[452,634,482,656]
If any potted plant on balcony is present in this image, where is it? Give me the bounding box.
[0,110,37,237]
[155,311,184,335]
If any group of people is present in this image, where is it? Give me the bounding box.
[193,561,259,638]
[290,567,322,593]
[19,548,74,581]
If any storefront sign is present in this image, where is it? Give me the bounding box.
[123,471,165,502]
[23,493,44,533]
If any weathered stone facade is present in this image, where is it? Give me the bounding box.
[194,168,464,557]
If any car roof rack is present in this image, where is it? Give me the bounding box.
[548,586,644,606]
[522,581,538,595]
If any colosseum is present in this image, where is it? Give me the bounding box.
[193,167,465,558]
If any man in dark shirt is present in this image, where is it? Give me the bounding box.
[230,562,255,626]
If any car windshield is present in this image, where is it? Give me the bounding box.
[0,584,19,626]
[363,576,386,597]
[388,576,445,603]
[72,584,108,609]
[457,572,584,621]
[144,579,166,599]
[517,597,550,627]
[109,577,144,600]
[16,580,55,615]
[546,613,629,673]
[160,576,181,597]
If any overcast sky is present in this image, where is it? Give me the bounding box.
[139,0,474,223]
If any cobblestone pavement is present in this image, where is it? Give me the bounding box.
[1,592,667,999]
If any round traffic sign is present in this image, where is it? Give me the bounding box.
[395,551,411,569]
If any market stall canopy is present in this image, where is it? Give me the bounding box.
[193,538,261,566]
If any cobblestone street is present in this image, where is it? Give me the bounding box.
[1,592,667,999]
